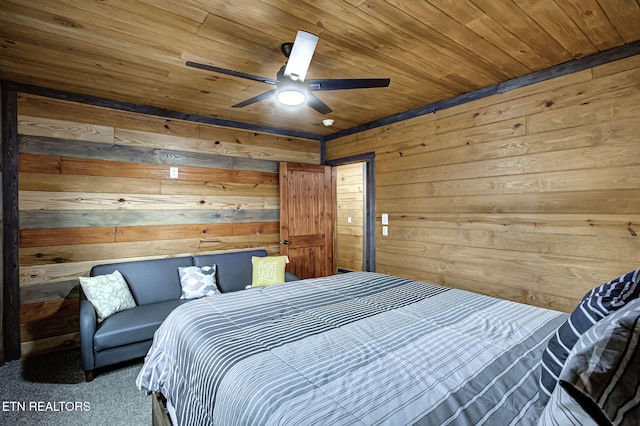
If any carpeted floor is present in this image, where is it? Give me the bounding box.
[0,349,150,425]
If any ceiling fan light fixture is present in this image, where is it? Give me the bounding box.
[276,78,307,106]
[276,88,306,106]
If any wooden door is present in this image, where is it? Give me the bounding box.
[280,162,336,279]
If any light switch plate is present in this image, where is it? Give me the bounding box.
[348,216,352,224]
[382,226,388,236]
[381,214,389,225]
[169,167,179,179]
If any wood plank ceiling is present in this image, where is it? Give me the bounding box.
[1,0,639,136]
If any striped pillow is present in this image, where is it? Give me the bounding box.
[537,380,605,426]
[538,268,640,406]
[538,298,640,425]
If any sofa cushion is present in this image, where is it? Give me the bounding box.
[91,257,193,305]
[94,299,188,351]
[193,249,268,293]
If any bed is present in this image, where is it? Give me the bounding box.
[136,272,568,425]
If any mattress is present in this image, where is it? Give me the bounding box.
[136,272,566,425]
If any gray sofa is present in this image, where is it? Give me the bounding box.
[79,249,299,381]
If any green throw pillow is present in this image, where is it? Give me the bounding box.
[79,270,136,322]
[251,256,288,287]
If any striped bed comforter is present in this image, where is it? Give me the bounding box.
[136,272,567,426]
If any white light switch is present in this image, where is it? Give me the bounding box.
[381,214,389,225]
[382,226,388,236]
[169,167,179,179]
[347,216,352,224]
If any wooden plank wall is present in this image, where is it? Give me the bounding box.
[336,163,364,272]
[16,94,320,356]
[0,85,4,362]
[326,55,640,313]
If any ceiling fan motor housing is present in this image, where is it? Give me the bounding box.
[281,42,293,58]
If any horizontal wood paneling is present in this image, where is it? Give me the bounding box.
[20,236,281,267]
[20,209,279,230]
[16,94,319,356]
[18,115,114,142]
[3,0,639,135]
[19,191,278,211]
[336,163,364,272]
[20,172,162,194]
[326,54,640,314]
[56,157,278,183]
[114,128,318,163]
[20,227,116,248]
[20,221,278,248]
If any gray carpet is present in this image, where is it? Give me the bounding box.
[0,349,150,425]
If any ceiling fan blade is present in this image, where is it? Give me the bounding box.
[232,89,276,108]
[306,93,333,115]
[307,78,390,91]
[283,31,318,82]
[185,61,277,85]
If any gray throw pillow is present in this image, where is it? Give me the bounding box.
[178,265,219,299]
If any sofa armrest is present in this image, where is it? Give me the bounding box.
[285,272,301,282]
[79,295,97,371]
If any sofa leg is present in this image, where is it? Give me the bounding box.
[85,370,94,382]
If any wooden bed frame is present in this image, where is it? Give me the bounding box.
[152,393,172,426]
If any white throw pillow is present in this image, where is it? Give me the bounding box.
[79,270,136,322]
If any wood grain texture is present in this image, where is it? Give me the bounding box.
[17,95,319,157]
[20,236,277,266]
[160,180,278,197]
[20,240,278,286]
[20,227,116,248]
[20,221,277,247]
[58,157,278,183]
[20,311,78,343]
[115,128,319,164]
[0,86,3,363]
[336,162,364,271]
[20,332,80,358]
[20,297,78,323]
[13,96,317,354]
[280,163,336,279]
[327,55,640,313]
[2,86,21,361]
[20,209,279,230]
[18,152,60,174]
[18,115,114,142]
[20,172,162,194]
[19,191,278,211]
[4,0,640,355]
[20,280,79,305]
[19,133,242,170]
[2,1,639,135]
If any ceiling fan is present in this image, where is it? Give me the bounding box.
[185,30,391,115]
